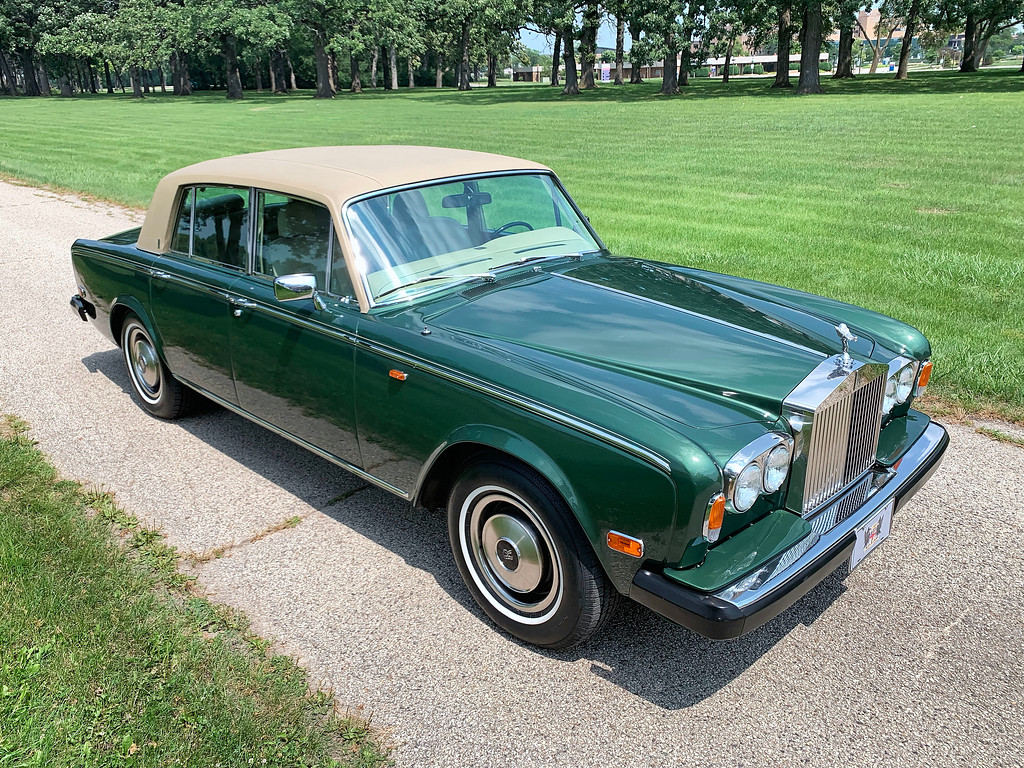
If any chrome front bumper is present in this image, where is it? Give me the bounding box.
[630,421,949,639]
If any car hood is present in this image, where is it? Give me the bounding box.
[427,258,885,429]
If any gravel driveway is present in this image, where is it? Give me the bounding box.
[2,178,1022,768]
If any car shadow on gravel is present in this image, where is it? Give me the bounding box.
[83,347,854,711]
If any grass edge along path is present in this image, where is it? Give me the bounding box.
[0,414,390,767]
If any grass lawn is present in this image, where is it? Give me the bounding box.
[1,70,1021,419]
[0,415,389,767]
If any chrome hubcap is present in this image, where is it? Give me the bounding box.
[132,338,160,391]
[464,488,561,619]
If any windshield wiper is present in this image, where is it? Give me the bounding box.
[376,272,495,301]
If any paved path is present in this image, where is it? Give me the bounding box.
[1,178,1022,768]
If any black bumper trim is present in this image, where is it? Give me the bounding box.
[630,422,949,640]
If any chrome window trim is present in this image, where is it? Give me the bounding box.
[339,170,606,311]
[554,273,829,359]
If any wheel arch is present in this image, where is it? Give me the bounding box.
[413,425,583,519]
[109,297,159,352]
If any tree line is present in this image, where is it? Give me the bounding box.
[1,0,1020,100]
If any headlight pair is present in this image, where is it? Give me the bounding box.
[725,434,793,513]
[883,362,916,415]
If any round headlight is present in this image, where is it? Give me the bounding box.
[883,375,898,414]
[763,444,791,493]
[896,365,915,403]
[733,462,763,512]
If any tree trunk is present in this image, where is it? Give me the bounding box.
[286,53,296,89]
[579,3,599,89]
[660,32,679,94]
[551,30,562,85]
[221,34,243,99]
[312,33,333,98]
[629,23,644,83]
[488,53,500,86]
[679,3,697,86]
[773,3,792,87]
[389,45,398,89]
[113,65,125,93]
[614,13,624,84]
[561,25,579,95]
[103,60,113,94]
[129,65,144,98]
[351,56,363,92]
[408,56,415,87]
[796,3,822,94]
[960,14,978,72]
[0,53,19,95]
[435,59,444,87]
[328,51,338,93]
[834,24,855,78]
[722,36,735,83]
[269,57,275,92]
[370,48,378,88]
[459,20,472,90]
[58,74,73,97]
[143,70,150,94]
[255,60,263,91]
[895,0,920,79]
[36,61,51,95]
[272,49,288,93]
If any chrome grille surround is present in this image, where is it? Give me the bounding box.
[784,355,906,516]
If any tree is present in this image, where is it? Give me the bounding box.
[772,0,794,86]
[857,3,902,74]
[796,0,823,93]
[895,0,923,78]
[578,1,599,88]
[833,0,859,78]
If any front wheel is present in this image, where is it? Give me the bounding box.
[447,459,618,648]
[121,314,192,419]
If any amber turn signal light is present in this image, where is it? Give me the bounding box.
[915,361,933,396]
[607,531,644,558]
[704,493,726,543]
[388,369,408,381]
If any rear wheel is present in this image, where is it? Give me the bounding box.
[121,314,192,419]
[447,459,618,648]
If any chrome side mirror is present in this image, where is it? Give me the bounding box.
[274,273,317,302]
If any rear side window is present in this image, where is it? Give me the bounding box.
[192,186,250,270]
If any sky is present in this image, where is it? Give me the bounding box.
[519,19,630,55]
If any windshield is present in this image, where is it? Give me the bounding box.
[345,173,601,304]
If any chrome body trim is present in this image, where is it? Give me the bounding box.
[176,377,411,500]
[339,170,606,310]
[553,272,829,359]
[713,421,947,609]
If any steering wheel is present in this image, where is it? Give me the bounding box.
[491,220,534,237]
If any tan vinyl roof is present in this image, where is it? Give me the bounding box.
[137,146,550,254]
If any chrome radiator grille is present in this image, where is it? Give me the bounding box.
[799,368,885,514]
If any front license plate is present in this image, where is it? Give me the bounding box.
[849,498,895,572]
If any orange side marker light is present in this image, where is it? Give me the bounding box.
[389,369,408,381]
[704,493,726,543]
[607,531,644,558]
[915,361,933,396]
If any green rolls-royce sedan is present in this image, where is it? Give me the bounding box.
[70,146,947,649]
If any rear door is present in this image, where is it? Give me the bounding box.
[227,191,362,467]
[149,185,250,405]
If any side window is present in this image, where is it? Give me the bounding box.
[255,192,330,287]
[170,188,193,253]
[329,230,355,299]
[193,186,250,270]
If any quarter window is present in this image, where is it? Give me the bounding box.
[170,188,193,253]
[192,186,250,270]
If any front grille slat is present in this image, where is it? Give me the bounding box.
[800,366,886,515]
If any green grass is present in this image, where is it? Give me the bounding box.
[1,69,1022,419]
[0,415,389,767]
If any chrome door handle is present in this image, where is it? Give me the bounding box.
[152,270,171,280]
[229,297,257,317]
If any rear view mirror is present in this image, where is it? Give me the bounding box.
[441,192,492,208]
[274,273,317,302]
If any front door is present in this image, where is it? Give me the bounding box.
[149,185,251,404]
[227,191,362,467]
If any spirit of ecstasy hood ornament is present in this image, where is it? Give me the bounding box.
[836,323,857,366]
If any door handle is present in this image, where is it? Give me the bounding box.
[151,270,171,280]
[229,297,257,317]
